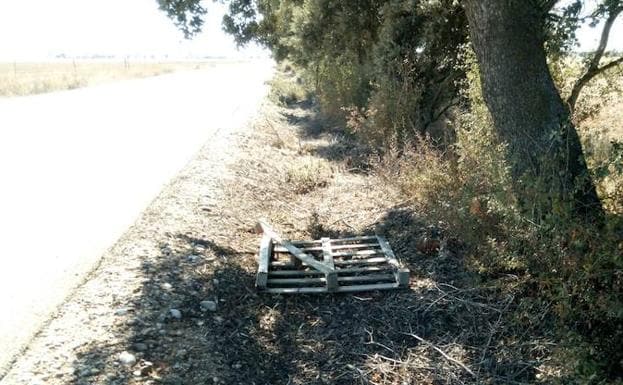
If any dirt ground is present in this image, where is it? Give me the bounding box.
[2,97,556,385]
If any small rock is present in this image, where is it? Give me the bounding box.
[170,309,182,319]
[161,283,173,291]
[187,254,200,262]
[200,300,217,312]
[214,316,224,323]
[118,351,136,366]
[114,308,131,316]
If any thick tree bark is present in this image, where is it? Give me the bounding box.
[462,0,603,224]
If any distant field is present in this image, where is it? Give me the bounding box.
[0,60,237,97]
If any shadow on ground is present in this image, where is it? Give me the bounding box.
[282,105,377,172]
[68,205,548,385]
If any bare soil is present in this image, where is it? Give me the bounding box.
[2,98,553,385]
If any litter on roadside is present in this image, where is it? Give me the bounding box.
[255,220,410,294]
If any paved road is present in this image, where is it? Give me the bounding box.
[0,60,273,376]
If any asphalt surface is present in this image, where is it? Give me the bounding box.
[0,60,273,376]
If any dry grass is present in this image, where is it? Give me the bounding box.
[0,60,236,97]
[575,69,623,214]
[580,89,623,159]
[284,156,332,193]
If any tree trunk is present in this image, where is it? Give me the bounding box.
[462,0,603,224]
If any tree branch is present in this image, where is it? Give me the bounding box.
[567,4,623,111]
[542,0,560,13]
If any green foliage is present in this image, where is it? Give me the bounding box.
[267,63,312,106]
[365,0,467,150]
[382,52,623,380]
[219,0,467,150]
[384,49,518,270]
[545,0,583,59]
[156,0,206,38]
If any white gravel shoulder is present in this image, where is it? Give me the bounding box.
[0,60,273,379]
[0,102,265,385]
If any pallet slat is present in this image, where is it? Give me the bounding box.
[333,257,389,266]
[268,269,325,276]
[377,236,410,287]
[255,235,273,288]
[321,237,335,269]
[268,265,394,276]
[334,266,395,274]
[286,235,377,245]
[331,249,384,258]
[264,282,401,294]
[273,242,381,253]
[268,274,396,286]
[271,256,392,268]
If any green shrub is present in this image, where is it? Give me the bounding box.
[379,49,623,380]
[314,53,372,121]
[268,70,311,106]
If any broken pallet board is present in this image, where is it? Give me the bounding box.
[256,221,409,294]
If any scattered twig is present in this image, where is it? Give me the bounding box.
[364,328,396,355]
[476,295,514,377]
[434,283,502,314]
[402,331,476,377]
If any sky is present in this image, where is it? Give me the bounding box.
[0,0,620,61]
[577,22,623,52]
[566,0,623,52]
[0,0,268,60]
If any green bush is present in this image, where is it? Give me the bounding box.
[379,50,623,380]
[268,66,311,106]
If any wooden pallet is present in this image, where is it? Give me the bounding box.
[255,221,409,294]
